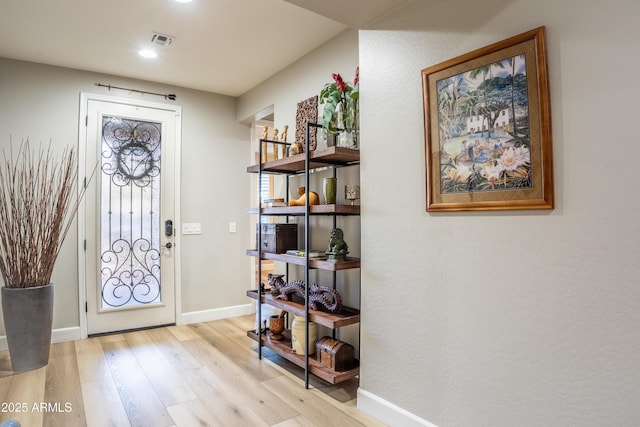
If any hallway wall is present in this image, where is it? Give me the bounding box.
[358,0,640,425]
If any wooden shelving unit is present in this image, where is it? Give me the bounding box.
[247,126,360,387]
[246,330,359,385]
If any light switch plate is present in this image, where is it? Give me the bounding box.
[182,223,201,235]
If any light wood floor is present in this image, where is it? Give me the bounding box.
[0,315,385,427]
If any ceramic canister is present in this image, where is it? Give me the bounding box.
[291,315,318,355]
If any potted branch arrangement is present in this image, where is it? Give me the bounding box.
[0,140,85,371]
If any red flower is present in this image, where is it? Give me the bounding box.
[353,66,359,85]
[332,73,346,93]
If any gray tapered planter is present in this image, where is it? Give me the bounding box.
[2,283,54,371]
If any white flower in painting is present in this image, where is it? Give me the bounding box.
[513,146,530,165]
[445,164,472,183]
[481,165,502,185]
[497,147,521,171]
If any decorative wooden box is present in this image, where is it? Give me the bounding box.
[315,336,355,371]
[256,223,297,254]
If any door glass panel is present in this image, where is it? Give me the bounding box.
[100,116,162,309]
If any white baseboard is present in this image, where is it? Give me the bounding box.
[52,326,83,343]
[177,303,255,325]
[0,304,255,351]
[0,326,82,351]
[357,387,438,427]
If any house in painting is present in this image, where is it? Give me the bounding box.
[466,108,511,134]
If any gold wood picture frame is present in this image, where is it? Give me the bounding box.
[422,26,553,212]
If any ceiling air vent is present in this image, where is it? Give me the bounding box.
[151,33,174,46]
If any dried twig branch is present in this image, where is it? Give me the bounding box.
[0,140,87,288]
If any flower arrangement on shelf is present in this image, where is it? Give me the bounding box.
[319,67,359,148]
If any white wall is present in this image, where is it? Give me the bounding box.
[0,58,251,333]
[238,29,359,127]
[358,0,640,426]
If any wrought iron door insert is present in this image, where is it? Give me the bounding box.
[100,116,162,309]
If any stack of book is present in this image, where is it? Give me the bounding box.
[262,198,287,207]
[285,249,326,258]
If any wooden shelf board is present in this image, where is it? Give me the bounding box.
[247,330,360,385]
[247,147,360,174]
[246,250,360,270]
[246,290,360,328]
[246,204,360,216]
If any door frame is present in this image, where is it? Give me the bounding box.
[77,92,182,338]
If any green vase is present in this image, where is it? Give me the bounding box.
[323,177,337,204]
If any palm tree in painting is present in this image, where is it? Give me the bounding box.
[468,64,492,137]
[437,76,476,142]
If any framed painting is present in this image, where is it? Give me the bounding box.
[422,26,553,212]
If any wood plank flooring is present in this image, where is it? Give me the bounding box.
[0,315,385,427]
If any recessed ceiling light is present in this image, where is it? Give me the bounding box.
[138,49,158,59]
[174,0,192,3]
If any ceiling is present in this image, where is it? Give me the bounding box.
[0,0,411,97]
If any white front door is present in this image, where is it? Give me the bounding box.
[81,94,180,335]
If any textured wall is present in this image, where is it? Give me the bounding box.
[359,0,640,425]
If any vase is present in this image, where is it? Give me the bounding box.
[291,315,318,355]
[1,283,54,371]
[323,177,337,204]
[335,102,355,149]
[289,186,319,206]
[351,98,359,149]
[316,127,328,150]
[337,131,354,148]
[269,314,285,341]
